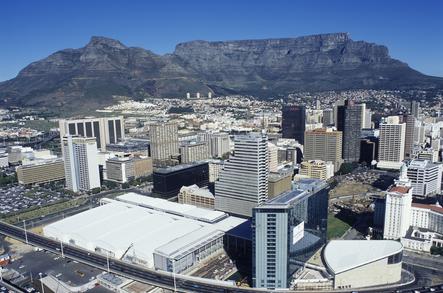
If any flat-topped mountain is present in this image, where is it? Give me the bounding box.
[1,33,442,114]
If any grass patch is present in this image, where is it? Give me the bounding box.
[327,214,351,240]
[2,197,87,224]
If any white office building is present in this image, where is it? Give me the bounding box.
[215,132,269,217]
[377,116,406,170]
[63,136,101,192]
[407,159,442,197]
[198,131,230,158]
[383,164,413,240]
[268,142,278,172]
[59,116,124,151]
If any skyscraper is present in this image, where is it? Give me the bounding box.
[410,100,420,118]
[149,122,179,165]
[215,132,269,217]
[377,116,406,170]
[304,128,343,172]
[62,136,100,192]
[281,105,306,144]
[403,115,415,159]
[336,100,362,162]
[268,142,279,172]
[253,178,328,289]
[59,116,124,151]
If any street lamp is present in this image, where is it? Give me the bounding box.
[23,220,28,244]
[60,239,64,258]
[172,259,177,292]
[106,251,110,273]
[39,273,45,293]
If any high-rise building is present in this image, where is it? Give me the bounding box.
[215,133,269,217]
[377,116,406,170]
[410,101,420,118]
[336,100,362,162]
[299,160,334,180]
[407,159,442,197]
[304,128,343,172]
[62,136,100,192]
[106,156,153,183]
[59,117,124,151]
[198,132,231,158]
[268,170,292,198]
[383,164,412,240]
[403,115,416,159]
[322,109,334,126]
[268,142,279,172]
[281,105,306,144]
[179,141,209,163]
[149,122,179,165]
[253,178,328,289]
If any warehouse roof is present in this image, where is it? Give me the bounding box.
[117,192,226,223]
[323,240,403,274]
[44,194,246,268]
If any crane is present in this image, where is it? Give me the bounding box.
[120,243,134,260]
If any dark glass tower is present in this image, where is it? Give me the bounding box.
[336,100,362,162]
[252,178,329,289]
[282,105,306,144]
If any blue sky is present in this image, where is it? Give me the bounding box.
[1,0,442,81]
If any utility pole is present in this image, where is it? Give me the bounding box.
[23,220,28,244]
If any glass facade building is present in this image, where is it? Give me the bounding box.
[153,161,209,198]
[281,105,306,145]
[252,178,329,289]
[336,100,362,162]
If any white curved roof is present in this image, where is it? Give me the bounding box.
[323,240,403,274]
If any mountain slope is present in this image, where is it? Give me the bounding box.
[0,33,442,114]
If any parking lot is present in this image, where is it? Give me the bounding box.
[0,183,72,216]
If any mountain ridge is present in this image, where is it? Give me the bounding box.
[1,33,442,114]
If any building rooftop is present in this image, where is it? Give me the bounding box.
[388,186,411,194]
[412,202,443,214]
[408,159,436,169]
[324,240,403,274]
[180,185,214,199]
[117,192,226,223]
[264,178,327,206]
[44,194,246,267]
[154,161,207,174]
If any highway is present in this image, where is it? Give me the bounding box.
[0,221,269,293]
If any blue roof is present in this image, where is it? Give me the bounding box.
[225,219,252,240]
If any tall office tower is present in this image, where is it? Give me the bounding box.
[304,128,343,172]
[383,164,412,240]
[179,141,209,163]
[215,132,269,217]
[198,132,231,158]
[357,103,367,129]
[411,100,420,118]
[268,142,279,172]
[322,108,334,126]
[62,136,100,192]
[149,122,179,165]
[281,105,306,144]
[59,117,124,151]
[403,115,416,159]
[364,109,372,128]
[253,178,328,289]
[336,100,362,162]
[333,99,345,127]
[407,159,442,197]
[377,116,406,170]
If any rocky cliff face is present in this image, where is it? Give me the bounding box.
[0,33,441,114]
